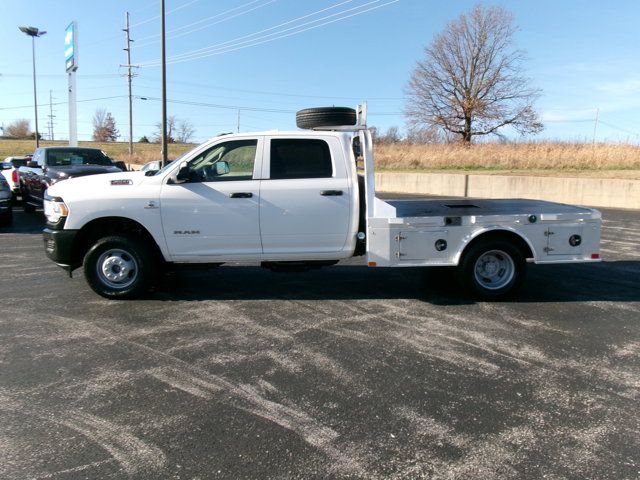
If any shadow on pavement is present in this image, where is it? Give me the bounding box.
[0,207,45,234]
[153,260,640,305]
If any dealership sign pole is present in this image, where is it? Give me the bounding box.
[65,21,78,146]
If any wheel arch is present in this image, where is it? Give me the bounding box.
[455,228,535,265]
[71,216,166,270]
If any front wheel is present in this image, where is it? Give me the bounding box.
[83,235,154,299]
[457,239,526,300]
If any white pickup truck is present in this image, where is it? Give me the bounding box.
[42,105,601,299]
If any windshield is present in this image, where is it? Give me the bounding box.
[46,149,113,167]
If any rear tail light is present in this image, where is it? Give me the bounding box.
[591,253,600,259]
[12,170,18,183]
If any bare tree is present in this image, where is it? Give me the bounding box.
[153,115,177,143]
[176,119,195,143]
[92,109,119,142]
[405,123,443,144]
[405,4,543,143]
[376,126,402,144]
[5,119,32,139]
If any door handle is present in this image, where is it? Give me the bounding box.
[320,190,343,196]
[229,192,253,198]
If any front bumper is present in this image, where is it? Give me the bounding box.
[43,228,79,272]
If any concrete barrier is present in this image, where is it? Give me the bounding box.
[375,172,640,209]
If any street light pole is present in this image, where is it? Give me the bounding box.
[19,26,46,149]
[160,0,168,167]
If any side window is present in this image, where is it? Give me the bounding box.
[34,149,44,167]
[270,139,332,180]
[187,139,257,182]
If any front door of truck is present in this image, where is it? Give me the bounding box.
[160,137,263,260]
[259,137,352,255]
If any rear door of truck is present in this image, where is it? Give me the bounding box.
[259,136,352,255]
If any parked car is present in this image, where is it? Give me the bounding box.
[42,105,602,300]
[1,156,29,201]
[0,175,12,226]
[20,147,125,213]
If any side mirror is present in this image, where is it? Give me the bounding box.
[175,162,191,182]
[27,160,39,168]
[215,161,230,176]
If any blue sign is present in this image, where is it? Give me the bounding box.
[64,22,77,72]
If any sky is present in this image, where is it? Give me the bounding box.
[0,0,639,145]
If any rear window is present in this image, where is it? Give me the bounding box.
[270,139,332,180]
[11,158,27,167]
[46,149,112,167]
[3,158,27,168]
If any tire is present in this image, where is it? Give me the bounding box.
[83,235,154,299]
[296,107,357,129]
[457,239,526,300]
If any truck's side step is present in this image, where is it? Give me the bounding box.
[261,260,339,273]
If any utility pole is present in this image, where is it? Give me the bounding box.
[47,89,56,141]
[121,12,138,156]
[160,0,168,167]
[237,109,240,133]
[592,108,599,145]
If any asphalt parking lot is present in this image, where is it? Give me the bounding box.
[1,202,639,479]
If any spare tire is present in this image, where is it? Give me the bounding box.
[296,107,357,129]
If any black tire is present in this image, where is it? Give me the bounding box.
[457,239,526,300]
[296,107,357,129]
[83,235,154,299]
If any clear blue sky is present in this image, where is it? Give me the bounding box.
[1,0,639,144]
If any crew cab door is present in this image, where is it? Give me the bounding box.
[160,137,263,260]
[259,136,352,255]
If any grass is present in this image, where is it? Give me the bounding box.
[375,142,640,175]
[2,138,639,178]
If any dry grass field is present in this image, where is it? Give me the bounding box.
[2,138,639,178]
[375,142,640,176]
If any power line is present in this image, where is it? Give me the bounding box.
[130,0,201,28]
[135,95,296,113]
[82,0,202,50]
[0,95,128,111]
[157,0,356,61]
[133,0,274,47]
[138,0,398,66]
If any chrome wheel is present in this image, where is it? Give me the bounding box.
[473,249,515,291]
[96,249,138,289]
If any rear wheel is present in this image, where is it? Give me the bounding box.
[83,235,154,299]
[296,107,357,129]
[457,239,526,299]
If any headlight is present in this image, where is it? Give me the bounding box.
[44,194,69,224]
